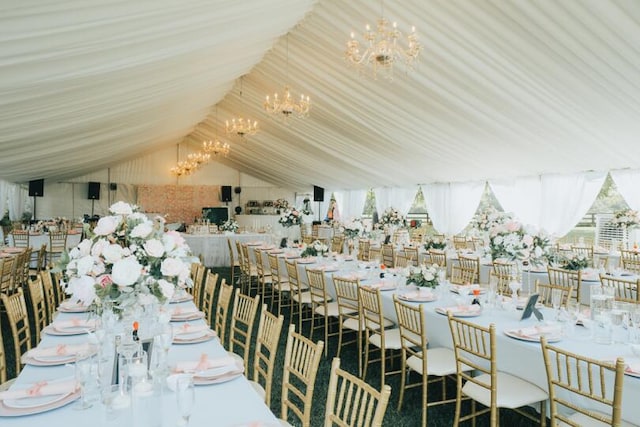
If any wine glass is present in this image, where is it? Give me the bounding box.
[176,376,195,426]
[551,289,563,320]
[74,352,93,410]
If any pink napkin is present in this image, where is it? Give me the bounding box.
[173,323,209,337]
[513,325,560,339]
[175,354,235,373]
[52,318,96,331]
[59,300,89,311]
[172,306,199,316]
[0,379,77,400]
[28,343,92,358]
[437,305,481,315]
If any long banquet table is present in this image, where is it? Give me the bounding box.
[182,232,274,267]
[1,297,279,427]
[7,231,82,252]
[270,254,640,424]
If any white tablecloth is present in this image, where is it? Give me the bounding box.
[182,233,274,267]
[7,232,82,251]
[2,299,278,426]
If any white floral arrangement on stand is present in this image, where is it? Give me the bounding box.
[278,208,301,228]
[300,240,329,258]
[342,218,365,240]
[406,264,440,288]
[219,219,239,233]
[470,208,513,234]
[58,201,196,313]
[488,220,551,267]
[612,209,640,229]
[274,198,289,210]
[380,207,405,227]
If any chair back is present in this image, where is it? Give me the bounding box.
[457,254,480,284]
[323,357,391,427]
[267,253,285,284]
[540,337,625,426]
[10,231,29,248]
[452,235,468,250]
[600,274,640,303]
[214,279,233,345]
[201,271,218,326]
[229,289,260,374]
[428,250,446,268]
[358,285,386,333]
[381,244,395,268]
[253,305,284,407]
[48,231,68,264]
[447,314,497,422]
[491,261,517,295]
[358,239,371,261]
[227,238,238,266]
[547,266,582,303]
[27,276,47,344]
[571,245,594,266]
[535,281,573,309]
[21,247,32,282]
[333,276,361,319]
[394,254,410,268]
[39,270,57,323]
[281,324,324,427]
[1,288,32,374]
[331,236,344,254]
[0,256,15,294]
[284,259,301,296]
[622,258,640,275]
[12,249,27,292]
[35,244,47,272]
[192,264,206,307]
[403,246,419,266]
[620,249,640,262]
[0,310,5,384]
[306,268,329,305]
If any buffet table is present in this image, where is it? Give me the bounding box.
[0,296,278,426]
[181,232,274,267]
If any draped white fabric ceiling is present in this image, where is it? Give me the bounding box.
[1,0,639,191]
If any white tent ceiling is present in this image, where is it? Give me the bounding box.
[1,0,639,190]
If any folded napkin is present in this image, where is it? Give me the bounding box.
[173,323,210,337]
[365,282,396,290]
[175,354,236,373]
[437,305,482,315]
[28,343,92,359]
[171,306,200,316]
[0,379,77,400]
[58,300,89,311]
[52,318,96,331]
[402,290,434,301]
[625,361,640,374]
[513,325,560,339]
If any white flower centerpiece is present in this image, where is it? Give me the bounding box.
[219,219,239,234]
[300,240,329,258]
[612,209,640,229]
[58,201,195,315]
[380,207,405,227]
[470,208,513,234]
[488,220,550,266]
[278,208,301,228]
[342,218,365,240]
[423,236,447,251]
[406,264,440,288]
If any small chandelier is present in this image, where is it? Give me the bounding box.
[264,35,311,122]
[345,1,420,80]
[170,160,199,177]
[202,139,230,157]
[226,77,259,138]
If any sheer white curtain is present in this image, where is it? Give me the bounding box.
[610,169,640,210]
[0,180,8,220]
[334,189,367,220]
[491,171,606,236]
[8,184,29,221]
[374,187,417,216]
[423,181,485,235]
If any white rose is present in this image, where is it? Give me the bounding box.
[90,238,110,258]
[93,216,120,236]
[92,261,106,276]
[76,255,95,276]
[522,234,534,247]
[130,221,153,239]
[111,257,142,286]
[76,239,93,257]
[161,257,185,277]
[144,239,165,258]
[110,201,133,215]
[424,272,434,281]
[157,279,175,300]
[67,275,97,305]
[102,244,125,264]
[534,246,543,258]
[129,212,147,221]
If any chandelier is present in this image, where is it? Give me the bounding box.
[170,160,199,177]
[345,2,420,80]
[226,77,259,137]
[202,139,230,157]
[264,35,311,122]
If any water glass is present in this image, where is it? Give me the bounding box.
[551,289,563,320]
[176,376,195,426]
[74,352,94,410]
[102,384,132,426]
[593,311,613,345]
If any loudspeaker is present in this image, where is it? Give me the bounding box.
[221,186,232,202]
[88,182,101,200]
[313,185,324,202]
[234,186,241,194]
[109,183,118,191]
[28,179,44,197]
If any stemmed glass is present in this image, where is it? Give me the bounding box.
[74,352,93,410]
[176,376,195,426]
[508,280,522,309]
[551,289,563,320]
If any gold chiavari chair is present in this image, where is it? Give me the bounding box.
[403,246,419,266]
[30,244,47,278]
[228,289,260,376]
[214,279,233,347]
[250,305,284,407]
[0,256,16,294]
[457,254,480,284]
[26,276,47,345]
[359,286,402,391]
[409,229,424,244]
[381,244,395,268]
[10,231,29,249]
[428,249,447,269]
[1,288,32,375]
[240,243,259,295]
[332,276,365,376]
[331,236,344,254]
[306,268,339,356]
[191,263,206,308]
[394,296,464,427]
[491,261,517,296]
[395,254,411,268]
[600,274,640,303]
[620,249,640,263]
[11,249,27,293]
[548,266,582,304]
[47,230,68,266]
[285,259,322,333]
[535,281,573,310]
[201,271,218,327]
[622,258,640,275]
[541,337,630,426]
[267,252,291,316]
[572,245,594,267]
[358,239,371,261]
[323,357,391,427]
[452,235,469,250]
[254,249,272,300]
[39,270,57,323]
[447,314,547,427]
[279,324,324,427]
[227,238,240,286]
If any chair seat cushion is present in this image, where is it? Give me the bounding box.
[407,347,463,377]
[315,301,343,317]
[462,372,547,409]
[368,327,403,350]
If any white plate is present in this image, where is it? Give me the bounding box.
[4,392,70,409]
[42,325,93,336]
[398,293,436,302]
[503,329,561,343]
[435,306,482,317]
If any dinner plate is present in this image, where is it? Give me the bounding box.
[363,283,397,291]
[22,353,77,367]
[42,325,94,336]
[503,329,561,343]
[397,292,436,302]
[171,311,205,322]
[170,293,194,304]
[296,258,315,264]
[173,329,217,344]
[624,359,640,378]
[4,392,70,409]
[435,306,482,317]
[450,284,486,295]
[193,363,244,385]
[0,389,79,416]
[57,302,90,313]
